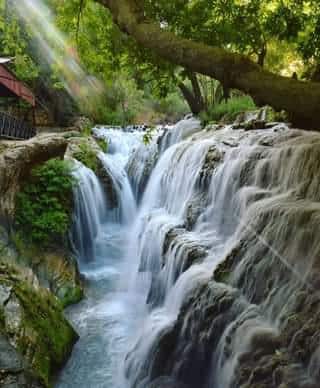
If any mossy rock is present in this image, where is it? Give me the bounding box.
[0,262,78,387]
[7,235,83,308]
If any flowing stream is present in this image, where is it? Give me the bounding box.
[56,118,320,388]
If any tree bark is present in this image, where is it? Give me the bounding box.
[97,0,320,130]
[178,72,205,114]
[187,72,204,110]
[178,81,203,115]
[257,42,267,68]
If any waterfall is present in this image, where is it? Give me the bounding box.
[121,123,320,388]
[99,152,137,224]
[71,126,140,262]
[60,119,320,388]
[71,161,107,263]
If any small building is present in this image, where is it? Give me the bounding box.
[0,57,36,140]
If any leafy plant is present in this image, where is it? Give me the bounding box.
[16,159,77,246]
[72,142,98,171]
[200,96,256,124]
[143,127,155,145]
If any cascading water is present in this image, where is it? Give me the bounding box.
[71,161,107,262]
[56,127,146,388]
[57,117,320,388]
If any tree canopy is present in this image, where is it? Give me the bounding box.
[91,0,320,129]
[2,0,320,128]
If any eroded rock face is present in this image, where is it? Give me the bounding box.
[0,133,69,222]
[0,263,78,388]
[0,226,83,308]
[0,332,43,388]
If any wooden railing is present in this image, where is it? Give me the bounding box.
[0,111,36,140]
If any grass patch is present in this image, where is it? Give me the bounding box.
[16,158,77,247]
[201,96,256,124]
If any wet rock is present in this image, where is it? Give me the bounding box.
[233,107,270,130]
[146,282,240,388]
[198,146,224,189]
[126,143,159,200]
[0,332,43,388]
[0,263,78,387]
[96,159,118,208]
[4,294,23,333]
[185,194,206,230]
[149,376,189,388]
[0,230,83,308]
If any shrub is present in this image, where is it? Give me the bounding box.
[201,95,256,124]
[72,142,98,171]
[16,159,77,246]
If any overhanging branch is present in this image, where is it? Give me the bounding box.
[96,0,320,129]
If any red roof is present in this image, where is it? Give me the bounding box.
[0,64,35,106]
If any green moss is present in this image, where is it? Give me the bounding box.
[214,267,231,283]
[15,159,77,247]
[58,285,84,308]
[81,121,94,137]
[96,138,108,153]
[265,106,288,122]
[0,263,78,387]
[8,235,84,308]
[13,280,78,386]
[213,255,234,284]
[72,141,99,171]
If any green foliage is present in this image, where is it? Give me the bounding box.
[2,0,320,124]
[200,96,256,124]
[16,159,76,247]
[81,120,94,137]
[0,0,39,82]
[72,142,98,171]
[148,91,189,121]
[96,138,108,153]
[143,128,155,145]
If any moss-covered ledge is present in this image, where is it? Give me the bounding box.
[0,262,78,387]
[0,226,83,308]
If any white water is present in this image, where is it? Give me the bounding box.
[56,128,147,388]
[57,117,320,388]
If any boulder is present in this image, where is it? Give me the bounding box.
[233,106,270,130]
[0,226,83,308]
[0,263,78,387]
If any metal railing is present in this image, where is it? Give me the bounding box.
[0,111,36,140]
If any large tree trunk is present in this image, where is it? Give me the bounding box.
[97,0,320,130]
[178,82,202,115]
[188,72,205,111]
[178,72,205,114]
